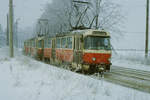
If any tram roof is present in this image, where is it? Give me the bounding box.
[56,29,110,37]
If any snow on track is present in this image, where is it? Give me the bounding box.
[0,47,150,100]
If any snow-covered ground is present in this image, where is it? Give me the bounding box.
[0,47,150,100]
[112,51,150,71]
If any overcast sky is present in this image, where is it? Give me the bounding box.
[0,0,149,49]
[0,0,147,31]
[0,0,51,29]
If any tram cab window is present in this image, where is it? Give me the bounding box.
[84,36,111,50]
[67,37,72,49]
[61,38,67,48]
[56,38,61,48]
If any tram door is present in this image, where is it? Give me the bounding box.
[74,35,83,64]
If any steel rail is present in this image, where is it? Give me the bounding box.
[97,66,150,93]
[111,66,150,76]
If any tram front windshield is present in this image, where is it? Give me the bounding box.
[84,36,111,50]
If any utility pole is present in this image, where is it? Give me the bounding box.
[145,0,149,58]
[9,0,14,57]
[15,18,20,48]
[95,0,99,29]
[15,20,18,48]
[7,14,9,46]
[95,0,101,29]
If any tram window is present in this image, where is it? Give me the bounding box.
[28,42,29,47]
[32,41,34,47]
[44,39,47,48]
[30,41,31,47]
[34,40,36,47]
[33,41,35,47]
[31,41,33,47]
[32,41,33,47]
[27,42,29,47]
[56,38,61,48]
[29,41,31,47]
[48,39,51,48]
[38,40,42,48]
[62,38,67,48]
[84,36,111,50]
[31,41,32,47]
[38,41,40,48]
[67,37,72,49]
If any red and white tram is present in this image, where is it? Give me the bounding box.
[24,29,112,73]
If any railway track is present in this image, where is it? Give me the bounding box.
[49,63,150,93]
[93,66,150,93]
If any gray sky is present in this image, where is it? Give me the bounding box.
[0,0,51,29]
[0,0,149,50]
[112,0,150,50]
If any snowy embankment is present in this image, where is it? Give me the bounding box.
[0,47,150,100]
[112,51,150,71]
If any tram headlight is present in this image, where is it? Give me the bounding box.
[92,57,96,61]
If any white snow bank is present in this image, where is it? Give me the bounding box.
[0,47,150,100]
[112,51,150,71]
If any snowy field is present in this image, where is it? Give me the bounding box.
[0,47,150,100]
[112,50,150,71]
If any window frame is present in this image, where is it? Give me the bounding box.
[56,38,61,48]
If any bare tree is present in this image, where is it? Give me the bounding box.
[39,0,123,35]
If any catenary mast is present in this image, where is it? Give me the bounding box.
[9,0,14,57]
